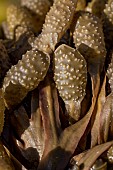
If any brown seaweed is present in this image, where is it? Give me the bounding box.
[2,49,50,108]
[37,75,96,170]
[73,11,106,74]
[91,76,106,147]
[1,0,113,169]
[54,44,87,121]
[73,141,113,170]
[73,11,106,107]
[99,92,113,144]
[33,0,78,54]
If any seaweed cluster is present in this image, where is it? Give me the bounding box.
[0,0,113,169]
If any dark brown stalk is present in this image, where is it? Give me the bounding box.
[39,76,61,156]
[91,75,106,147]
